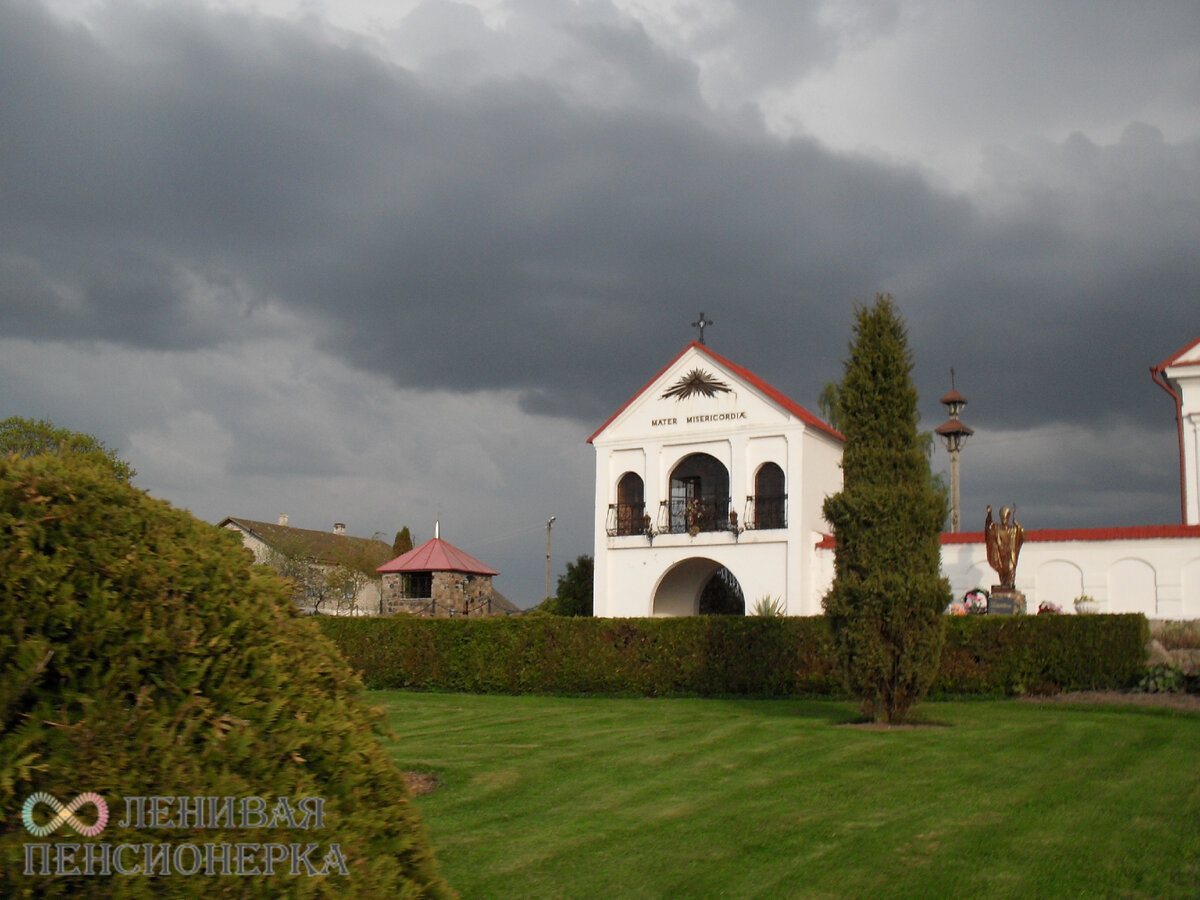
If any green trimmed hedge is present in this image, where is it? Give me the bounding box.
[318,613,1149,697]
[935,613,1150,696]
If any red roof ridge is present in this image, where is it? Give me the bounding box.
[939,524,1200,544]
[588,341,843,443]
[816,523,1200,552]
[1156,335,1200,370]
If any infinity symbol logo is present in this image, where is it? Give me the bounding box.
[22,792,109,837]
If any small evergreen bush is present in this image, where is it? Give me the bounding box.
[0,452,452,898]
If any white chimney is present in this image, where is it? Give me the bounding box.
[278,513,289,527]
[333,523,346,535]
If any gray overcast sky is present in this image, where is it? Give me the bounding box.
[2,0,1198,605]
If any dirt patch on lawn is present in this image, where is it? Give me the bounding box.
[837,717,952,730]
[1018,691,1200,713]
[403,772,440,796]
[840,722,944,731]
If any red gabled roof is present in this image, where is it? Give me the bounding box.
[587,342,843,443]
[377,537,499,576]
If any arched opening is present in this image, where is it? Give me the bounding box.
[652,558,745,616]
[613,472,645,536]
[1183,558,1200,617]
[667,453,730,534]
[751,462,786,529]
[1036,560,1084,611]
[698,566,745,615]
[1110,558,1158,616]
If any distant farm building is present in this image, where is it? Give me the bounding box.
[221,515,391,615]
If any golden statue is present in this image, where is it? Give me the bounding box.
[985,505,1025,589]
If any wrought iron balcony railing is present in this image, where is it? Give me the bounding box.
[606,502,649,537]
[743,494,787,530]
[658,497,733,535]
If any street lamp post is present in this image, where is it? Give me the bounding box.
[935,376,973,533]
[545,516,557,601]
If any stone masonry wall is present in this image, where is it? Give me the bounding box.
[381,571,498,616]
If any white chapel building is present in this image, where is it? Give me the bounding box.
[591,336,1200,619]
[589,341,843,617]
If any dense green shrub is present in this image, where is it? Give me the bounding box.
[823,296,951,722]
[319,613,1147,698]
[319,615,840,696]
[0,453,452,898]
[932,614,1149,696]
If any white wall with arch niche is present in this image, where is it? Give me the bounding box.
[1036,560,1085,610]
[1110,558,1158,616]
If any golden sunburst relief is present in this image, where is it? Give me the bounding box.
[661,368,733,401]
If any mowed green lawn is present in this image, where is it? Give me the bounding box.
[377,692,1200,899]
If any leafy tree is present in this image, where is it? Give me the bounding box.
[541,555,594,616]
[0,415,135,481]
[822,295,951,723]
[0,451,452,897]
[266,532,386,616]
[265,533,331,610]
[326,536,389,615]
[392,526,414,558]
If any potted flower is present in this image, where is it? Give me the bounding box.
[964,588,989,615]
[1073,595,1099,615]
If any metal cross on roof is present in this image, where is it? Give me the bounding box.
[691,312,714,345]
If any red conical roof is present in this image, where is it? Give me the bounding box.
[934,418,974,437]
[940,388,967,406]
[376,537,499,576]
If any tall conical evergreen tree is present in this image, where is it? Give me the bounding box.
[823,295,950,723]
[393,526,414,558]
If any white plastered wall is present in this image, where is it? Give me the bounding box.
[936,537,1200,618]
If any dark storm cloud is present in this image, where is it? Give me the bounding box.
[685,0,903,99]
[2,0,1197,441]
[907,124,1200,435]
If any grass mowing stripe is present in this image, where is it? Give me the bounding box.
[378,693,1200,899]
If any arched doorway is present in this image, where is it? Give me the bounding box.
[653,558,745,616]
[667,453,731,534]
[698,566,745,615]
